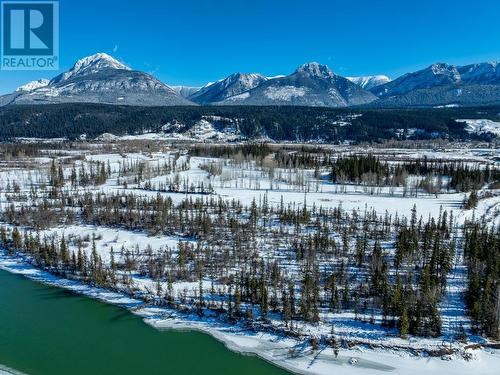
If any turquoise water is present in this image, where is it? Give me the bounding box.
[0,269,290,375]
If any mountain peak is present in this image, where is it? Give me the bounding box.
[428,62,459,77]
[225,72,266,85]
[189,72,267,104]
[74,53,129,69]
[51,53,130,84]
[296,62,335,79]
[228,72,246,79]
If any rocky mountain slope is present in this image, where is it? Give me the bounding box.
[216,62,377,107]
[2,53,500,108]
[188,73,268,104]
[3,53,194,106]
[371,62,500,107]
[15,79,50,92]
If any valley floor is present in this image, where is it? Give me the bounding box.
[0,141,499,374]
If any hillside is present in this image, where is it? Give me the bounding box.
[1,104,500,142]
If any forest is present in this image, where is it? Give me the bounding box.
[0,104,499,141]
[0,142,498,346]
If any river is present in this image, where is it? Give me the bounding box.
[0,269,290,375]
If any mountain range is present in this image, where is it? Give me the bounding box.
[2,53,500,108]
[202,62,377,107]
[371,62,500,107]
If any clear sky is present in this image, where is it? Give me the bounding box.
[1,0,500,94]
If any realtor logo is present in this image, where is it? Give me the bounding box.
[1,1,59,70]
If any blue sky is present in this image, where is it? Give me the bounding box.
[1,0,500,94]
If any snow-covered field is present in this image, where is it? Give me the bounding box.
[0,142,499,375]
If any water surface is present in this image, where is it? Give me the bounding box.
[0,269,290,375]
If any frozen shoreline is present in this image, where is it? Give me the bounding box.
[0,364,28,375]
[1,254,498,375]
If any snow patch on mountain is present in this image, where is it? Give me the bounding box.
[266,75,285,80]
[171,86,201,98]
[264,86,308,101]
[15,79,50,92]
[346,75,391,90]
[29,86,62,97]
[457,119,500,137]
[225,92,250,101]
[328,89,347,105]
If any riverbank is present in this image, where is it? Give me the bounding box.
[0,264,288,375]
[1,253,498,375]
[0,366,27,375]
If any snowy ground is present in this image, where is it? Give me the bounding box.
[0,143,499,374]
[457,119,500,137]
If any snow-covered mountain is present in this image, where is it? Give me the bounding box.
[188,73,268,104]
[346,75,391,90]
[371,63,461,98]
[2,56,500,108]
[217,62,377,107]
[457,62,500,84]
[15,79,50,92]
[370,61,500,107]
[4,53,194,106]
